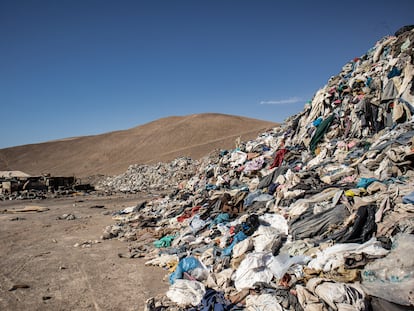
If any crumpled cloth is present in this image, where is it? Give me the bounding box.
[243,156,265,173]
[402,191,414,204]
[189,288,237,311]
[356,177,379,189]
[166,279,206,307]
[309,114,335,153]
[270,148,288,169]
[246,294,284,311]
[306,278,367,311]
[153,235,176,248]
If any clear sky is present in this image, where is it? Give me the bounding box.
[1,1,413,148]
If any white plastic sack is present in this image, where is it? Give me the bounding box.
[259,213,289,235]
[190,267,209,282]
[119,206,136,214]
[166,279,206,307]
[361,233,414,306]
[232,252,273,290]
[199,247,215,266]
[268,253,311,279]
[253,225,283,252]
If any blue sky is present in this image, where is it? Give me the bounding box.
[1,1,413,148]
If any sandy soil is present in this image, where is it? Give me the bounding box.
[0,193,169,311]
[0,113,277,177]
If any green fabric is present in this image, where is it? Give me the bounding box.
[309,114,335,153]
[153,234,176,248]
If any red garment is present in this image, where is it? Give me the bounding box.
[177,205,201,222]
[269,148,288,169]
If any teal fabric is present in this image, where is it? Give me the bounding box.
[356,177,379,188]
[310,114,335,153]
[153,234,176,248]
[210,213,230,227]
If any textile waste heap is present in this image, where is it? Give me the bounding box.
[98,26,414,310]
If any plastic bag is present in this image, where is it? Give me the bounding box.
[189,267,209,281]
[232,252,273,290]
[253,225,284,253]
[166,279,206,307]
[361,233,414,306]
[169,256,201,284]
[268,253,310,279]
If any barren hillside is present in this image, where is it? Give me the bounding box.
[0,113,277,177]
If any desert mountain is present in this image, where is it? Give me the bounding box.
[0,113,277,178]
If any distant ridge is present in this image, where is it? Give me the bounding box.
[0,113,277,177]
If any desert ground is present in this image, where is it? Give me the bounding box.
[0,114,277,310]
[0,113,276,177]
[0,193,169,311]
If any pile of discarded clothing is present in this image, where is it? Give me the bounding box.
[103,26,414,310]
[96,157,200,193]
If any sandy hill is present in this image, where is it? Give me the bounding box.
[0,113,277,178]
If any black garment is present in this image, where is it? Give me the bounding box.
[370,104,384,133]
[338,205,377,243]
[243,214,260,236]
[360,100,384,133]
[189,288,239,311]
[289,205,350,240]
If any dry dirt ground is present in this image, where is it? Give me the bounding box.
[0,193,169,311]
[0,113,277,177]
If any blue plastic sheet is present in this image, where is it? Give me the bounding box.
[169,256,201,284]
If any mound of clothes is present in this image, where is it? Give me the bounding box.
[103,26,414,310]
